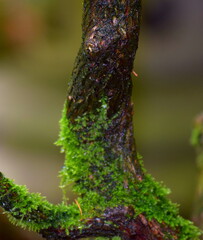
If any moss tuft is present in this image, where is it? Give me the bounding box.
[0,173,82,231]
[55,96,201,239]
[0,96,201,239]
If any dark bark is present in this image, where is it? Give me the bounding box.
[0,0,201,239]
[67,0,143,193]
[40,0,183,239]
[40,207,178,240]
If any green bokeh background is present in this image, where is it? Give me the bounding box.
[0,0,203,239]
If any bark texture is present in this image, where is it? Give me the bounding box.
[0,0,201,239]
[40,0,198,239]
[67,0,143,198]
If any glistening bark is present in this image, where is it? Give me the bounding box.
[67,0,143,196]
[0,0,200,239]
[41,0,198,239]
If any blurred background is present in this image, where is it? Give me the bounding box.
[0,0,203,239]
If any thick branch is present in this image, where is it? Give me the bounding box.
[40,208,178,240]
[1,172,178,240]
[65,0,143,199]
[0,0,201,239]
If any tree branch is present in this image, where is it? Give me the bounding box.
[0,172,80,232]
[0,0,201,239]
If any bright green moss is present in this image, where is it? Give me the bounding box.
[56,97,122,202]
[55,97,201,239]
[0,96,201,239]
[0,173,81,232]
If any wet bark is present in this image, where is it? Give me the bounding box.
[67,0,143,188]
[40,0,180,239]
[1,0,199,239]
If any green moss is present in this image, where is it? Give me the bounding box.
[55,96,201,239]
[0,173,82,232]
[56,97,122,203]
[95,237,121,240]
[0,96,201,239]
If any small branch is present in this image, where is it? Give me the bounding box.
[0,172,80,232]
[0,173,180,239]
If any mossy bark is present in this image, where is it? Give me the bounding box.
[66,0,143,198]
[0,0,201,239]
[41,0,200,239]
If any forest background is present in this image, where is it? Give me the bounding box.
[0,0,203,239]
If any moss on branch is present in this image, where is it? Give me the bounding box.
[0,0,202,239]
[0,99,201,238]
[55,97,201,239]
[0,172,81,232]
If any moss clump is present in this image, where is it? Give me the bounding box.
[55,97,201,239]
[0,96,201,239]
[0,172,82,232]
[1,96,200,238]
[56,97,122,204]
